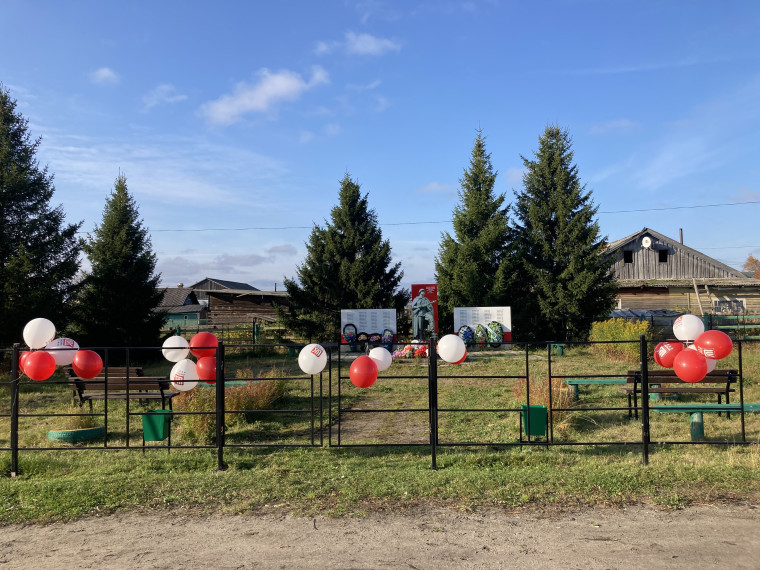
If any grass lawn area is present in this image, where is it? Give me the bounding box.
[2,341,760,524]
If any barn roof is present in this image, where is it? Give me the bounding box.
[189,277,259,291]
[607,227,747,279]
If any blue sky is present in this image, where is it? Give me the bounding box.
[3,0,760,291]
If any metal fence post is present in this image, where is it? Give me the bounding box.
[10,344,20,478]
[640,334,650,465]
[428,338,438,470]
[216,341,226,470]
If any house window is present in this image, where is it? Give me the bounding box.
[713,299,746,314]
[658,249,668,263]
[623,250,633,264]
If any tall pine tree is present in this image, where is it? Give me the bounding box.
[0,86,82,348]
[71,173,165,349]
[513,125,616,341]
[435,129,518,332]
[281,173,408,341]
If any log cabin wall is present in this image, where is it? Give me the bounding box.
[206,291,291,324]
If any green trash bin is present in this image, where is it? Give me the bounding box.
[142,409,172,442]
[521,405,548,437]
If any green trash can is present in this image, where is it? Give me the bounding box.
[142,409,172,442]
[521,405,548,437]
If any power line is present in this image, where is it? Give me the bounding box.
[74,200,759,234]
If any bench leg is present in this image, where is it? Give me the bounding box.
[690,412,705,441]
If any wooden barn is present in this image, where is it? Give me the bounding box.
[607,228,760,315]
[184,277,291,324]
[157,286,208,327]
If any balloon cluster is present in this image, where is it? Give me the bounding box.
[654,315,734,383]
[163,331,219,391]
[17,317,101,381]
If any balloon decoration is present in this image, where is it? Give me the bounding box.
[687,344,717,373]
[189,332,218,358]
[72,350,103,379]
[368,347,392,372]
[24,351,56,381]
[672,314,705,342]
[672,349,708,383]
[45,337,79,366]
[349,355,378,388]
[655,341,683,368]
[453,350,468,365]
[196,356,217,383]
[437,334,466,364]
[298,343,328,375]
[653,343,664,367]
[18,351,31,376]
[23,318,56,349]
[693,330,733,360]
[162,335,190,362]
[170,359,199,391]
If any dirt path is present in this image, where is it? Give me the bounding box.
[2,504,759,568]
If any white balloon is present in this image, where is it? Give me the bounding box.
[170,359,199,391]
[437,334,466,363]
[298,343,327,375]
[23,318,56,349]
[673,314,705,342]
[44,337,79,366]
[162,335,190,362]
[687,343,717,373]
[369,347,393,372]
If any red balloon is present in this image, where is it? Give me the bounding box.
[190,332,218,358]
[197,356,217,383]
[673,349,708,383]
[72,350,103,379]
[656,341,683,368]
[18,351,31,375]
[653,343,664,367]
[24,351,56,381]
[693,330,733,360]
[453,350,467,365]
[349,355,378,388]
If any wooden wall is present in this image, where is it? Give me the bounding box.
[618,286,760,314]
[207,292,290,324]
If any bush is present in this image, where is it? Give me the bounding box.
[589,318,651,363]
[173,368,287,445]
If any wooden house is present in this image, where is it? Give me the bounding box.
[186,277,290,324]
[607,228,760,315]
[157,286,208,328]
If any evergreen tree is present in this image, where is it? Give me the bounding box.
[0,86,82,348]
[513,125,617,341]
[71,174,165,348]
[435,129,519,332]
[281,173,408,341]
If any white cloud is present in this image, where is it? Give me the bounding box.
[373,95,390,112]
[345,32,401,56]
[315,32,401,57]
[414,182,456,194]
[90,67,119,85]
[143,84,188,110]
[589,118,641,136]
[324,123,342,136]
[504,168,525,186]
[299,131,315,144]
[200,66,330,126]
[347,79,382,92]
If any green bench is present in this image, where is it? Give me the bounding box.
[563,378,627,400]
[652,403,759,441]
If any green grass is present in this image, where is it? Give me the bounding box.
[2,343,760,524]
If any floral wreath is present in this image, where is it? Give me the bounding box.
[487,321,504,347]
[474,324,488,345]
[458,325,475,346]
[342,323,357,344]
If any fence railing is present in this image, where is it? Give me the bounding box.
[2,336,756,476]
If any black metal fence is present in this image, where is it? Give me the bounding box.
[2,336,757,476]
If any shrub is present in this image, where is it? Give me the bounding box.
[173,368,287,445]
[589,318,651,363]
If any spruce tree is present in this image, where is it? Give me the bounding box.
[513,125,617,341]
[71,174,165,349]
[434,129,518,332]
[0,86,82,347]
[281,173,408,341]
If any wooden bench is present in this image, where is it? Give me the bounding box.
[622,369,737,419]
[563,378,627,400]
[66,366,178,411]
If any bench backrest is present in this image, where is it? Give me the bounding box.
[66,367,169,391]
[625,369,737,385]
